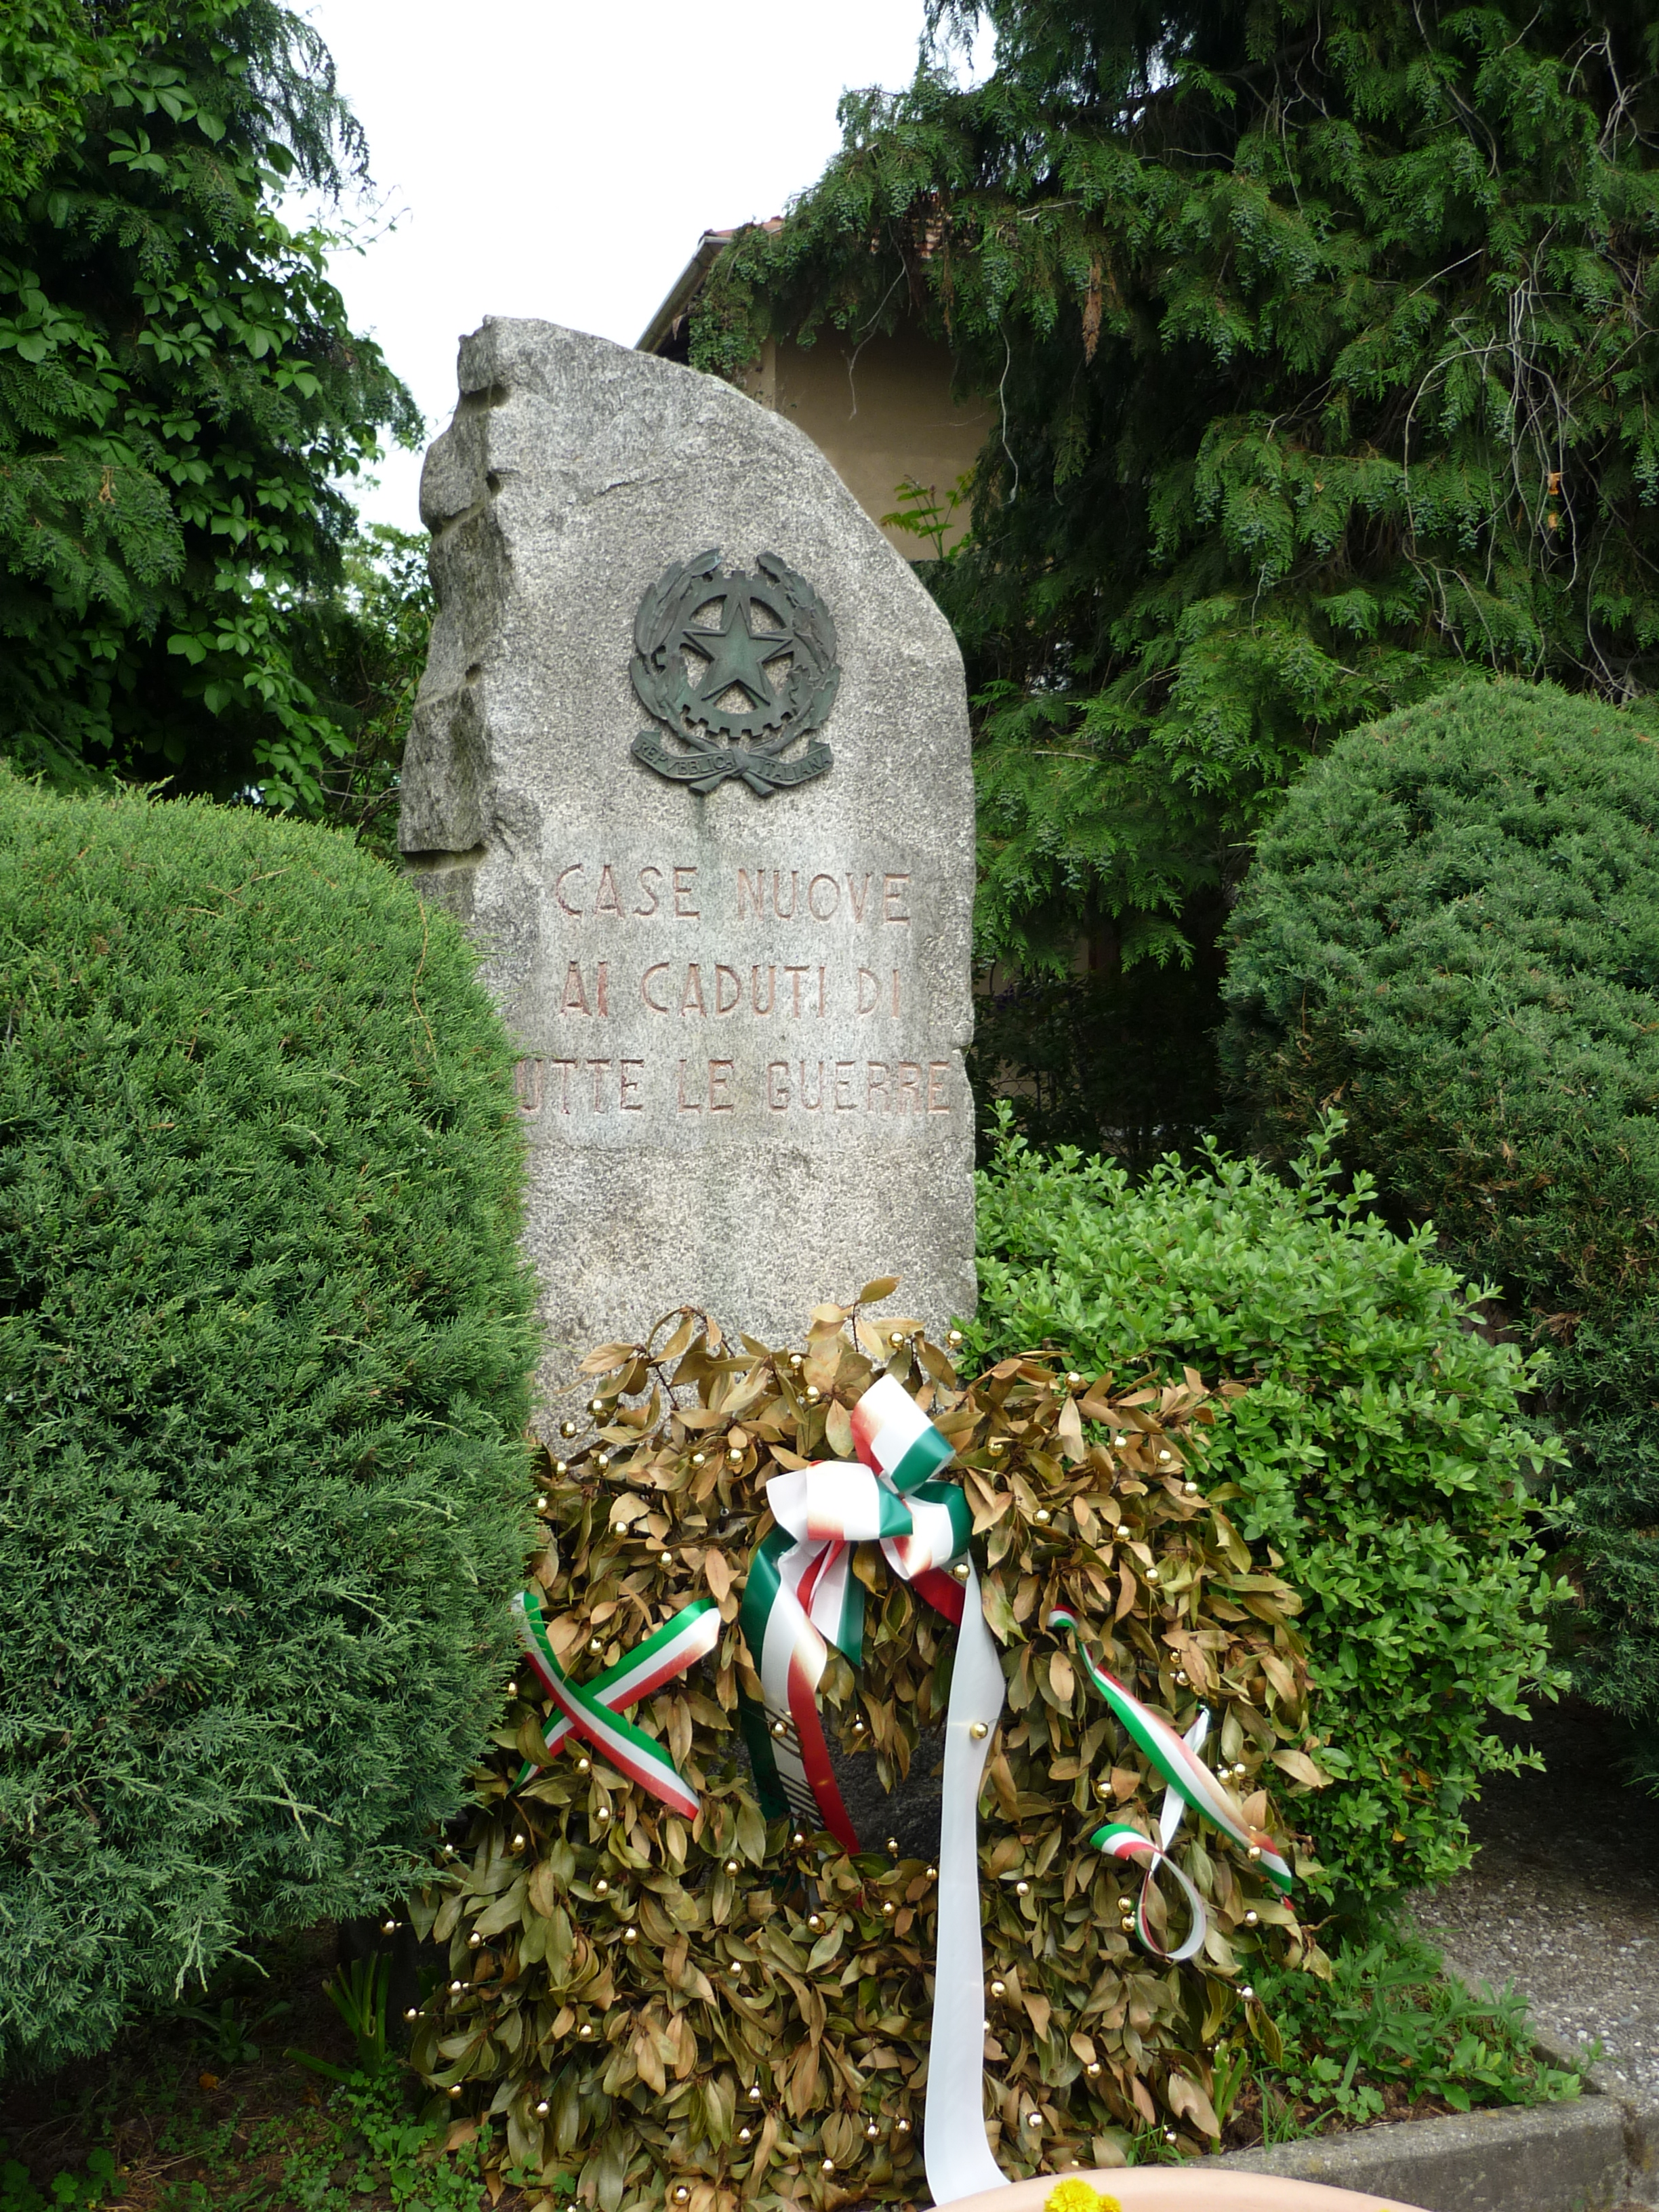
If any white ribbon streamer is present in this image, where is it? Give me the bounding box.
[924,1555,1010,2207]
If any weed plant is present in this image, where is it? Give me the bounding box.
[1246,1919,1583,2138]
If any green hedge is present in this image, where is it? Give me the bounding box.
[1218,678,1659,1733]
[965,1115,1565,1907]
[0,773,539,2074]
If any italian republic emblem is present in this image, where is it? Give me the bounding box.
[629,548,838,798]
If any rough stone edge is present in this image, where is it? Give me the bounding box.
[1215,2097,1641,2210]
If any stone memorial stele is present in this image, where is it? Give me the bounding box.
[400,319,976,1391]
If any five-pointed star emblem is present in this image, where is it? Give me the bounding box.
[682,583,792,710]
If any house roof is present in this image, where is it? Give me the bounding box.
[636,220,783,355]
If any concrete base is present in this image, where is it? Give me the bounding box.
[1218,2095,1652,2211]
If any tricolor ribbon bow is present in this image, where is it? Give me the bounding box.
[736,1371,1010,2208]
[1051,1606,1294,1965]
[738,1372,975,1851]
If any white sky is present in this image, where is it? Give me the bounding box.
[298,1,975,533]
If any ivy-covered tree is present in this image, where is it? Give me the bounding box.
[697,0,1659,974]
[0,0,419,802]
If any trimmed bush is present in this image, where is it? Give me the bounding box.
[1217,678,1659,1730]
[0,771,539,2074]
[965,1116,1565,1907]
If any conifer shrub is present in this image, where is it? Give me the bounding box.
[966,1116,1564,1908]
[0,770,539,2075]
[1217,680,1659,1734]
[413,1306,1324,2203]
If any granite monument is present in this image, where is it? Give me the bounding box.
[400,319,976,1384]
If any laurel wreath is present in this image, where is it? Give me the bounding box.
[629,550,839,796]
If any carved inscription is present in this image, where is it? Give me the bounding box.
[518,857,959,1126]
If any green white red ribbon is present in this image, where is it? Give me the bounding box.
[735,1372,1008,2206]
[1051,1604,1294,1967]
[511,1591,720,1821]
[737,1374,970,1851]
[1091,1702,1214,1964]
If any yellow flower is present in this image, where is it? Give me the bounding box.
[1044,2182,1120,2212]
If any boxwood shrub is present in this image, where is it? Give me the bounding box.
[0,771,539,2074]
[965,1113,1565,1908]
[1218,678,1659,1734]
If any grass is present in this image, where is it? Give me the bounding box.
[0,1912,1584,2202]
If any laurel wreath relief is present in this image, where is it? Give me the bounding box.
[629,549,839,798]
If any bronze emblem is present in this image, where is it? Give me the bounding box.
[630,550,838,798]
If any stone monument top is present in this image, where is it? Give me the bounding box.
[400,318,976,1382]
